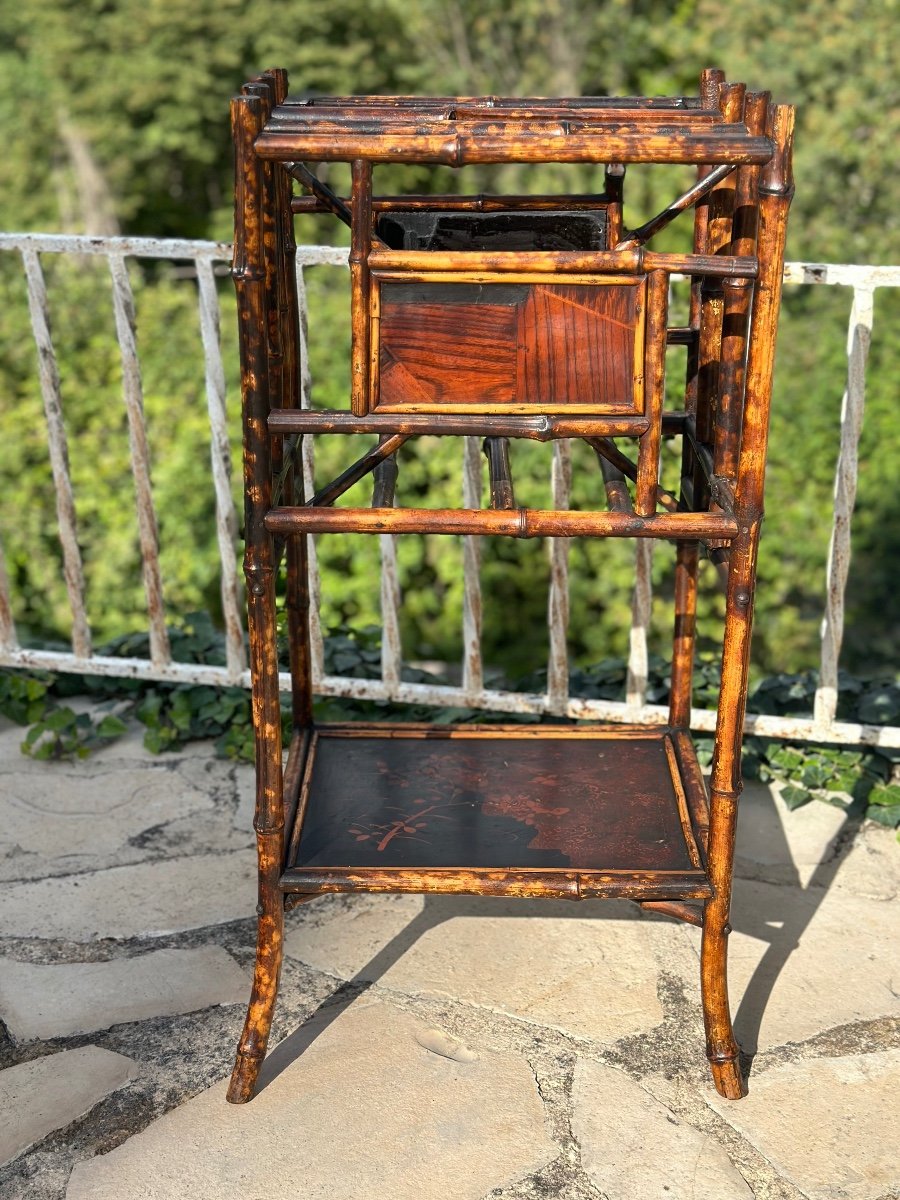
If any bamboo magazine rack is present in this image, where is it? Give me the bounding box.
[227,68,794,1103]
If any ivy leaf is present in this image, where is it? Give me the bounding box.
[97,715,128,738]
[780,784,813,811]
[868,782,900,808]
[866,803,900,828]
[43,706,78,732]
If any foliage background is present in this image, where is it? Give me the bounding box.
[0,0,897,688]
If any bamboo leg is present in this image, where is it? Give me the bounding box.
[701,101,794,1099]
[227,90,286,1104]
[700,82,751,1096]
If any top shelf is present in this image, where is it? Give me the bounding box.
[254,94,774,166]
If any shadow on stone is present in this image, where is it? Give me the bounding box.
[256,796,868,1097]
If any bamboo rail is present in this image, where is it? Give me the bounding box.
[265,506,739,540]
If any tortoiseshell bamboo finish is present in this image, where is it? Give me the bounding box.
[228,69,794,1105]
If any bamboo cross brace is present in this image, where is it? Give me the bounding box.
[284,162,353,228]
[616,162,738,250]
[584,437,679,512]
[596,454,634,513]
[307,434,408,508]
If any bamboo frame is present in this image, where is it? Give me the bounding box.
[366,247,757,277]
[292,191,618,214]
[265,506,739,540]
[269,410,651,438]
[255,124,773,166]
[227,68,794,1108]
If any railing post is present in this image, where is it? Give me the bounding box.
[813,285,874,732]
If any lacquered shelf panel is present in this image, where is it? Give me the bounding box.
[280,724,711,901]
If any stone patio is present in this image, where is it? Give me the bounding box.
[0,715,898,1200]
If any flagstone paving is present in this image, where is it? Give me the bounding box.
[0,718,897,1200]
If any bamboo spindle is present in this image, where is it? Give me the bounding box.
[669,541,699,727]
[546,439,573,715]
[372,440,400,507]
[483,437,516,509]
[585,436,678,512]
[271,68,315,730]
[604,163,625,245]
[686,68,725,421]
[350,159,373,415]
[635,270,669,516]
[694,84,740,449]
[714,91,768,480]
[616,162,737,250]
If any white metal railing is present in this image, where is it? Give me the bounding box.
[0,232,897,750]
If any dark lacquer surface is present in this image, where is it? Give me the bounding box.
[377,210,609,252]
[293,732,698,872]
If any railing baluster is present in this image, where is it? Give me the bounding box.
[380,532,402,692]
[462,436,484,699]
[295,262,325,684]
[22,249,92,659]
[547,439,572,714]
[0,527,18,653]
[626,540,653,710]
[814,285,874,731]
[108,253,171,669]
[196,257,246,682]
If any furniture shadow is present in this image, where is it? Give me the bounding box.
[257,791,865,1096]
[728,795,865,1078]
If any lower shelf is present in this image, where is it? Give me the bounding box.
[280,723,712,901]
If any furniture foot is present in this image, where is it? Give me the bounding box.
[226,901,284,1105]
[709,1053,746,1099]
[701,903,746,1099]
[227,1049,265,1104]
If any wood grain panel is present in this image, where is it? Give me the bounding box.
[378,294,519,405]
[374,276,644,412]
[519,282,640,407]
